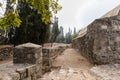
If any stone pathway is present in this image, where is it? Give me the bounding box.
[40,48,96,80]
[91,64,120,80]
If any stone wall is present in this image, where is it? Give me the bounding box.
[72,12,120,64]
[0,62,36,80]
[42,44,70,74]
[0,43,69,80]
[0,45,14,60]
[0,43,42,80]
[13,43,42,78]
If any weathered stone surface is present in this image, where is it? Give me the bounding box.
[13,43,42,79]
[0,61,37,80]
[0,72,20,80]
[0,43,69,80]
[102,4,120,18]
[72,10,120,64]
[90,64,120,80]
[16,68,27,79]
[42,44,70,74]
[13,43,42,64]
[0,45,14,60]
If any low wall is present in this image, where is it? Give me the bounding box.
[0,43,69,80]
[42,44,70,74]
[0,45,14,60]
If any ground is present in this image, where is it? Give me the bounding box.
[0,56,12,64]
[40,48,96,80]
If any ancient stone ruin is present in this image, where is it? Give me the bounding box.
[0,45,14,60]
[73,5,120,64]
[0,43,69,80]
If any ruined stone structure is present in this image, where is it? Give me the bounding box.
[14,43,43,79]
[42,45,69,74]
[72,5,120,64]
[0,43,69,80]
[0,45,13,60]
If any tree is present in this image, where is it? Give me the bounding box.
[56,26,65,43]
[65,28,72,44]
[73,27,76,34]
[8,1,50,45]
[0,0,13,44]
[0,0,62,30]
[72,27,78,39]
[0,30,8,44]
[49,16,60,43]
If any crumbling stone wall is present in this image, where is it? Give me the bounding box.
[0,45,14,60]
[13,43,42,78]
[42,45,70,73]
[0,62,37,80]
[0,43,69,80]
[0,43,42,80]
[73,12,120,64]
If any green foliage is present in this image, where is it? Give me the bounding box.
[65,28,72,44]
[49,16,60,43]
[10,0,16,4]
[72,27,78,39]
[0,2,2,7]
[0,0,61,30]
[56,26,65,43]
[8,1,50,45]
[0,11,21,30]
[23,0,62,24]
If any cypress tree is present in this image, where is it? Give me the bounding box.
[8,1,50,45]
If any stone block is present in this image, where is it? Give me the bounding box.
[16,68,27,79]
[13,43,42,64]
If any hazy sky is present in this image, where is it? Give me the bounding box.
[57,0,120,33]
[0,0,120,33]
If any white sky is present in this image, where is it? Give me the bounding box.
[0,0,6,17]
[57,0,120,33]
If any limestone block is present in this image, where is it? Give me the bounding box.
[0,71,20,80]
[16,68,27,79]
[13,43,42,64]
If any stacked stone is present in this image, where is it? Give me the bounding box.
[16,65,36,80]
[13,43,42,79]
[0,62,37,80]
[0,45,14,60]
[42,45,69,74]
[42,48,51,74]
[0,43,69,80]
[73,12,120,64]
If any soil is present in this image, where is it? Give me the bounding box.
[0,56,13,64]
[40,48,96,80]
